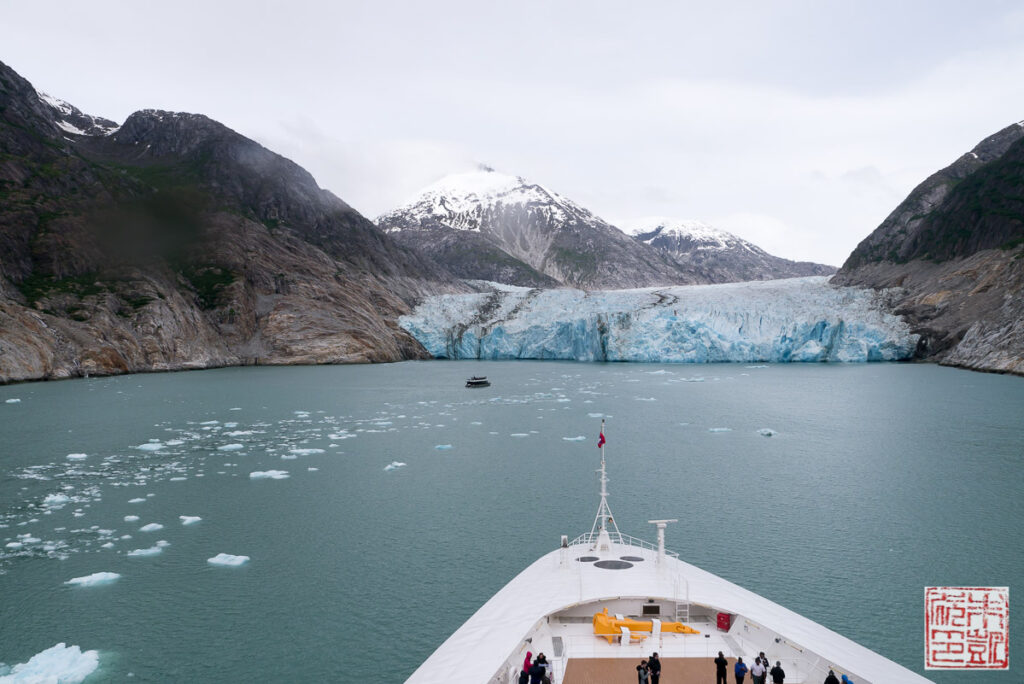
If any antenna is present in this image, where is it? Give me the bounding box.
[647,519,678,564]
[589,420,621,544]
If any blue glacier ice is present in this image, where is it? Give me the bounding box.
[400,277,918,363]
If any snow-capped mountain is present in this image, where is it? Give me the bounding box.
[377,167,695,289]
[625,217,835,282]
[38,92,119,136]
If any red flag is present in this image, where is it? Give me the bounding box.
[597,431,606,448]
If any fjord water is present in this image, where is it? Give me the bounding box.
[0,362,1020,683]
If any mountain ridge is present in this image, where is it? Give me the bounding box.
[834,119,1024,375]
[0,59,462,383]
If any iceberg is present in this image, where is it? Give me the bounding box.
[758,428,778,437]
[66,453,88,461]
[139,523,163,532]
[124,515,139,522]
[217,444,245,451]
[0,643,98,683]
[400,277,918,363]
[5,398,21,403]
[126,545,163,557]
[207,553,249,566]
[288,448,324,456]
[64,572,121,587]
[249,470,289,480]
[384,461,406,472]
[179,516,202,525]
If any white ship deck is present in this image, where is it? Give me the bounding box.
[407,429,933,684]
[407,535,933,684]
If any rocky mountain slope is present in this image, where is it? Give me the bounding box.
[834,121,1024,375]
[625,217,834,282]
[377,168,697,289]
[0,60,461,383]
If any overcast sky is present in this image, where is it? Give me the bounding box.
[6,1,1024,265]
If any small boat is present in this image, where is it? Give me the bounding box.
[465,376,491,388]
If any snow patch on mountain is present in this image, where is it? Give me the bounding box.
[38,92,119,136]
[380,167,577,234]
[400,277,917,363]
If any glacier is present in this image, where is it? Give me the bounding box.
[399,277,918,363]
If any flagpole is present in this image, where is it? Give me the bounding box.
[590,419,621,544]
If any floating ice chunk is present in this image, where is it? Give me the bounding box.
[6,541,23,549]
[229,407,242,411]
[43,493,71,508]
[139,523,163,532]
[0,642,98,682]
[434,444,453,450]
[66,453,88,461]
[169,477,186,481]
[383,461,406,472]
[224,430,253,437]
[562,436,586,442]
[135,443,163,451]
[217,444,245,451]
[155,540,170,547]
[587,413,604,418]
[101,542,115,548]
[328,432,356,440]
[280,454,297,460]
[5,398,21,403]
[128,498,146,504]
[207,553,249,566]
[127,545,163,556]
[64,571,121,587]
[757,428,778,437]
[634,397,656,402]
[307,467,319,471]
[708,427,732,433]
[249,470,289,480]
[179,516,201,525]
[199,420,219,425]
[164,439,184,446]
[289,448,324,456]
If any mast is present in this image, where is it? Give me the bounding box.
[589,419,621,544]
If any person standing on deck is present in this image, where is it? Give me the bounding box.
[823,671,840,684]
[528,658,545,684]
[714,651,729,684]
[734,657,749,683]
[636,659,650,684]
[521,651,532,680]
[770,661,786,683]
[750,657,766,684]
[648,652,661,684]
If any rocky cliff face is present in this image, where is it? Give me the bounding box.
[378,168,698,289]
[0,60,461,383]
[624,217,835,282]
[834,121,1024,375]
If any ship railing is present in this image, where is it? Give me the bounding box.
[566,532,679,559]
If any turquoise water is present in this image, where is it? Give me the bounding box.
[0,362,1021,682]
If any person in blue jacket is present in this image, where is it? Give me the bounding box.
[735,656,749,683]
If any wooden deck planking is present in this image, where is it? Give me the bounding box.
[562,657,737,684]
